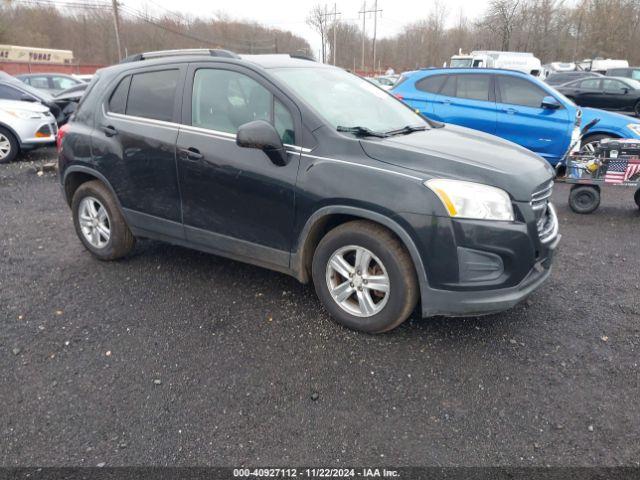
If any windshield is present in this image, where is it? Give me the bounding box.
[271,67,427,133]
[450,58,473,67]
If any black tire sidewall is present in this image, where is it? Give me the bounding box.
[580,134,611,154]
[569,185,600,214]
[0,127,19,164]
[71,182,132,260]
[634,188,640,209]
[312,227,416,333]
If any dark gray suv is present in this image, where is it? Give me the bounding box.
[58,49,559,333]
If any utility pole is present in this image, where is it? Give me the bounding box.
[111,0,123,61]
[359,1,382,73]
[371,0,382,74]
[359,1,366,72]
[322,4,341,65]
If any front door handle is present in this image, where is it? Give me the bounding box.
[179,147,203,161]
[502,107,517,115]
[101,125,118,137]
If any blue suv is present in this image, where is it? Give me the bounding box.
[392,68,640,165]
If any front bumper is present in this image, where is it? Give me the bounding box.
[420,233,559,317]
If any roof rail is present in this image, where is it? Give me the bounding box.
[120,48,239,63]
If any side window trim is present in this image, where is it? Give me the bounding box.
[102,65,186,125]
[182,63,302,147]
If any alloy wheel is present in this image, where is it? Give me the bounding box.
[78,196,111,248]
[325,245,390,317]
[0,134,11,160]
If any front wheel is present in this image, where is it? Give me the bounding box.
[580,134,613,155]
[569,184,601,214]
[312,220,418,333]
[0,127,19,164]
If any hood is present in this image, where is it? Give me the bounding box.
[360,123,554,201]
[0,99,50,114]
[581,107,640,126]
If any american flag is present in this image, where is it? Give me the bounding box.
[604,158,640,184]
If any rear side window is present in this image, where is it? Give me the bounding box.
[580,79,601,89]
[497,76,547,108]
[29,76,50,89]
[416,75,446,94]
[126,70,179,122]
[455,74,491,101]
[108,76,130,114]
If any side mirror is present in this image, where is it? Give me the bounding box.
[541,96,561,109]
[20,94,37,102]
[236,120,288,166]
[622,87,630,94]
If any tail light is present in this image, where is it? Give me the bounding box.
[393,94,404,100]
[56,123,69,153]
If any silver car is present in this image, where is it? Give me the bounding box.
[0,99,57,164]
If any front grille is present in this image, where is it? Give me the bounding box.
[531,180,558,244]
[531,180,553,211]
[537,203,558,243]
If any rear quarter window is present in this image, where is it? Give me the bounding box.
[108,76,131,114]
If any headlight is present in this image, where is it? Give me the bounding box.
[425,179,514,221]
[627,124,640,136]
[1,108,45,119]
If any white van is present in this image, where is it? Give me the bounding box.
[449,51,543,77]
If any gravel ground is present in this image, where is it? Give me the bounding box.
[1,148,639,467]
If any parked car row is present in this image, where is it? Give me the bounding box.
[0,70,91,161]
[391,68,640,164]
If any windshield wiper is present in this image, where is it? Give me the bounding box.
[384,124,429,136]
[337,125,389,138]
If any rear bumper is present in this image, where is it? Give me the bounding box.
[421,233,560,317]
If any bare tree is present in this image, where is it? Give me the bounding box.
[306,4,329,63]
[484,0,522,50]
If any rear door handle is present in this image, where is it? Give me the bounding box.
[101,125,118,137]
[179,147,203,161]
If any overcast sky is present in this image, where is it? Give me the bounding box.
[130,0,490,56]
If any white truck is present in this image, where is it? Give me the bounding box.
[448,50,543,77]
[577,58,629,74]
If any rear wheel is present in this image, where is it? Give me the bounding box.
[312,220,418,333]
[71,180,135,260]
[0,127,19,164]
[569,184,600,214]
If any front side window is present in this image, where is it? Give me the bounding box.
[271,67,427,133]
[192,68,295,144]
[603,79,626,92]
[126,70,179,122]
[455,74,491,101]
[498,76,547,108]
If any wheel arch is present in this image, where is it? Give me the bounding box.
[0,121,21,146]
[292,206,428,293]
[582,130,621,143]
[62,166,121,209]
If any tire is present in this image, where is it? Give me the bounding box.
[569,184,601,214]
[311,220,418,333]
[0,127,19,164]
[634,188,640,209]
[580,134,614,155]
[71,180,135,260]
